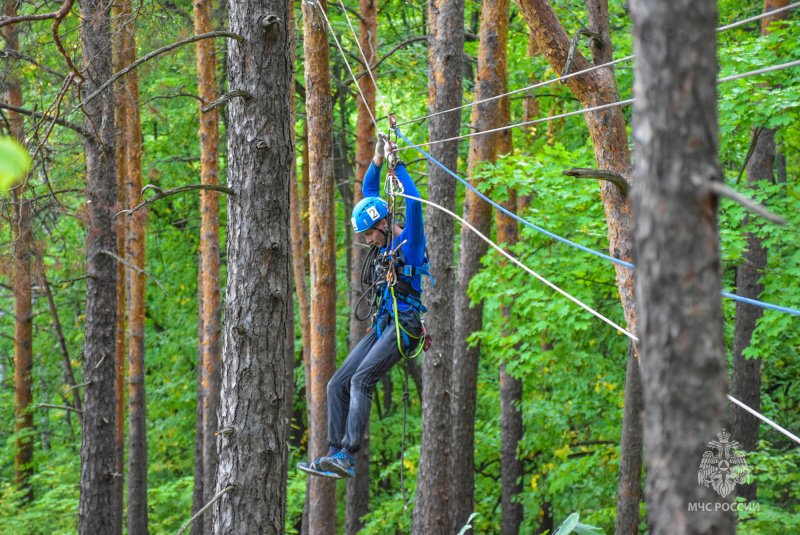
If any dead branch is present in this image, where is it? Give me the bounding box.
[100,250,169,295]
[347,36,428,85]
[52,0,82,80]
[115,183,235,220]
[175,486,235,535]
[563,168,630,195]
[330,1,365,24]
[36,403,83,414]
[73,31,244,112]
[0,49,68,79]
[0,101,89,136]
[201,90,251,113]
[708,181,787,226]
[0,11,58,29]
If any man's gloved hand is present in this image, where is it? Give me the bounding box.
[375,133,388,160]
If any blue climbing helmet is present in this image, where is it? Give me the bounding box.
[351,196,388,233]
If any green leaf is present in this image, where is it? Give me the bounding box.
[554,512,580,535]
[0,136,31,192]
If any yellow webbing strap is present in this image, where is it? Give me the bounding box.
[390,286,423,360]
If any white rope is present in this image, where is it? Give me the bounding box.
[717,2,800,32]
[397,57,800,151]
[727,395,800,446]
[402,192,800,448]
[395,192,638,342]
[311,0,378,127]
[395,2,800,128]
[338,0,391,120]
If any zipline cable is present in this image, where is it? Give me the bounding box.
[401,191,800,447]
[311,0,379,128]
[396,2,800,128]
[337,0,392,120]
[397,57,800,151]
[395,192,638,341]
[397,126,800,317]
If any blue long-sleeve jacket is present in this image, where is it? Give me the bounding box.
[363,161,426,312]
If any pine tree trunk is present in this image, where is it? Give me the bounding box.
[731,0,788,503]
[630,0,734,533]
[520,33,540,144]
[412,1,463,533]
[344,1,378,531]
[614,340,643,535]
[122,5,148,531]
[212,0,292,531]
[192,259,205,535]
[194,1,223,530]
[77,0,119,530]
[451,0,508,528]
[4,6,34,503]
[112,11,128,530]
[302,123,311,270]
[302,1,338,533]
[514,3,643,528]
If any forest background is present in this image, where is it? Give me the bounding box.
[1,0,799,533]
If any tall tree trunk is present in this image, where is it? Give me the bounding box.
[520,33,540,144]
[77,0,118,530]
[495,68,523,535]
[412,1,463,534]
[614,340,643,535]
[731,0,788,503]
[451,0,508,528]
[122,5,148,531]
[514,3,643,529]
[112,9,128,530]
[630,0,734,533]
[302,1,337,533]
[192,259,205,535]
[4,5,34,503]
[302,122,311,270]
[212,0,292,531]
[345,1,378,532]
[194,0,223,531]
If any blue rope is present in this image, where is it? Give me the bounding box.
[396,127,800,318]
[396,128,636,268]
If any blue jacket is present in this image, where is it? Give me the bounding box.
[362,161,426,312]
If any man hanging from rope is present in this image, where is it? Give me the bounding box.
[298,132,433,479]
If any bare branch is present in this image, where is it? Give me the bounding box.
[563,168,630,195]
[0,11,58,29]
[176,486,235,535]
[330,1,365,24]
[0,49,68,79]
[0,101,90,136]
[73,31,245,113]
[708,181,787,226]
[36,403,83,414]
[346,36,428,85]
[201,90,251,113]
[115,183,235,219]
[100,250,169,295]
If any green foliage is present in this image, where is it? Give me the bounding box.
[1,1,799,534]
[0,136,31,192]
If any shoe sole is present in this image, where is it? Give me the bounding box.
[319,458,354,479]
[297,462,342,479]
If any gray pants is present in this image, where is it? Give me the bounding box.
[327,307,422,453]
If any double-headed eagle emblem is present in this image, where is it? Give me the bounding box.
[698,429,750,498]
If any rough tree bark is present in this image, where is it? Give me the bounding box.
[630,0,735,533]
[345,1,378,531]
[212,0,292,531]
[122,5,148,531]
[451,0,508,529]
[77,0,119,530]
[302,1,338,533]
[412,1,463,534]
[192,259,205,535]
[731,0,789,503]
[495,64,523,535]
[513,2,642,530]
[4,5,34,503]
[615,340,642,535]
[194,0,223,530]
[112,7,128,528]
[520,32,541,144]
